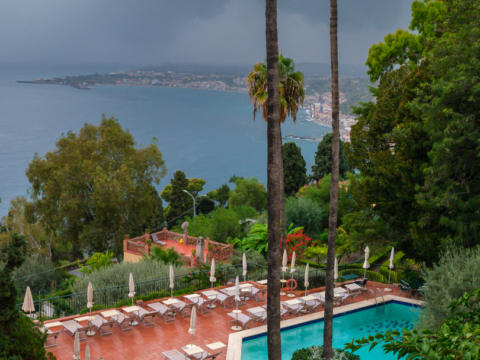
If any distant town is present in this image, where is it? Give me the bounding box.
[18,68,371,142]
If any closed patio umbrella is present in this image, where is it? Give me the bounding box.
[288,251,296,298]
[242,252,247,282]
[281,249,288,295]
[128,273,136,306]
[385,247,395,292]
[22,286,35,317]
[363,246,370,278]
[186,306,197,348]
[169,265,175,298]
[86,282,96,336]
[85,344,90,360]
[304,263,310,296]
[73,332,80,360]
[210,258,216,288]
[231,276,242,331]
[334,258,338,286]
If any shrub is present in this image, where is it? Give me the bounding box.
[338,269,388,284]
[285,197,325,237]
[72,260,188,293]
[78,251,113,275]
[417,246,480,330]
[292,345,360,360]
[13,255,64,296]
[230,249,266,266]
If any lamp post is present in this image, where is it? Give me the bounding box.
[183,190,205,218]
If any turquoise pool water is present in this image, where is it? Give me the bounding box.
[241,302,418,360]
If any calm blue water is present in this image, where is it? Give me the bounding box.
[241,303,418,360]
[0,64,331,216]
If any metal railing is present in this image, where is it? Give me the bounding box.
[17,262,328,320]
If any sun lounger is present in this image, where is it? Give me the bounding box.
[251,287,266,302]
[137,308,159,326]
[148,302,178,322]
[227,312,261,329]
[163,349,195,360]
[182,347,225,360]
[261,305,288,320]
[311,292,326,303]
[62,320,89,340]
[115,313,137,331]
[39,326,62,348]
[344,283,363,297]
[338,293,354,305]
[91,315,115,336]
[281,301,313,317]
[173,299,197,317]
[197,297,216,314]
[151,233,167,245]
[216,293,234,308]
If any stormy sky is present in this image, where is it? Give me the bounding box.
[0,0,413,67]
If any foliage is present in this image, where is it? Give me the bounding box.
[207,183,230,208]
[311,133,350,181]
[25,116,167,257]
[230,249,267,267]
[285,197,325,238]
[0,234,56,360]
[130,186,165,237]
[13,255,64,296]
[292,345,360,360]
[285,229,313,260]
[229,177,267,211]
[346,289,480,360]
[182,261,227,290]
[162,170,190,223]
[247,54,305,123]
[0,196,57,258]
[78,251,113,275]
[299,174,354,229]
[416,246,480,331]
[233,223,302,258]
[144,246,182,266]
[282,142,308,196]
[303,245,328,265]
[72,259,187,293]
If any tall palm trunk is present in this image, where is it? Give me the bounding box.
[265,1,282,360]
[280,129,287,252]
[323,1,339,359]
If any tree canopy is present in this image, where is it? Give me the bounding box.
[229,177,267,211]
[311,133,350,181]
[282,142,308,196]
[25,116,167,257]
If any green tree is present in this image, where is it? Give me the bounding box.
[285,197,325,238]
[78,251,113,275]
[311,133,350,181]
[130,185,165,236]
[282,142,308,196]
[26,116,166,257]
[144,246,182,266]
[207,183,230,208]
[162,171,190,224]
[0,234,56,360]
[229,178,267,211]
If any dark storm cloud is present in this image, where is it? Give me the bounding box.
[0,0,413,67]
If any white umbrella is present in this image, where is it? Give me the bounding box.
[169,265,175,298]
[304,263,310,296]
[231,276,242,331]
[334,258,339,286]
[186,306,197,348]
[210,258,216,286]
[280,249,288,295]
[22,286,35,317]
[73,331,80,360]
[363,246,370,278]
[85,344,90,360]
[288,251,296,297]
[86,282,96,336]
[386,247,395,291]
[128,273,136,306]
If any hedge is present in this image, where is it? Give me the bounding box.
[339,268,388,284]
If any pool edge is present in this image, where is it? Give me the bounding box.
[226,295,423,360]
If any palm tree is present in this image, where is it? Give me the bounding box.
[264,0,282,359]
[247,54,305,251]
[143,246,183,267]
[323,0,340,359]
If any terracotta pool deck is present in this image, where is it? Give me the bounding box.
[46,282,411,360]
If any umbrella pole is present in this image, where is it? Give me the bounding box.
[364,268,367,279]
[384,269,393,292]
[287,273,295,298]
[171,289,173,299]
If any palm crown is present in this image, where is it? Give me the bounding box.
[247,54,305,123]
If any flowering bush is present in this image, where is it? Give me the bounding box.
[285,229,313,260]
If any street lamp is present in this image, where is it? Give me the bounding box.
[183,190,205,218]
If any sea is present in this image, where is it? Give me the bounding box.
[0,64,331,216]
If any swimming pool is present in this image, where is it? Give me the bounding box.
[241,302,418,360]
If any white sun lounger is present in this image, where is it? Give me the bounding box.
[148,302,178,322]
[227,312,261,329]
[62,320,89,340]
[137,308,159,326]
[91,315,115,336]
